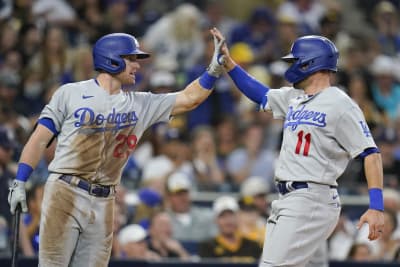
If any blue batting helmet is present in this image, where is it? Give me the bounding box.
[93,33,150,74]
[281,35,339,84]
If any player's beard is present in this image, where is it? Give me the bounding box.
[293,78,307,90]
[118,72,136,91]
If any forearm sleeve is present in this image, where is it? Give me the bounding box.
[227,65,269,106]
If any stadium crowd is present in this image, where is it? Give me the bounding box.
[0,0,399,264]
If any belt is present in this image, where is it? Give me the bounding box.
[59,175,114,198]
[276,181,336,195]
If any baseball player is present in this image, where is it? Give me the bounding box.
[211,28,385,267]
[7,32,225,267]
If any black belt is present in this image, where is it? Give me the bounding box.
[59,175,114,198]
[276,181,336,195]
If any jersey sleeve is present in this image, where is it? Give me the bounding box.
[264,87,302,119]
[138,92,177,128]
[334,106,377,158]
[39,84,69,132]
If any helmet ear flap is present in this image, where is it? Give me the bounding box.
[93,48,126,74]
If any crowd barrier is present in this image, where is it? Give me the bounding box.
[0,258,398,267]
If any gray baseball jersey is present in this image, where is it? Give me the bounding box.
[40,79,177,185]
[265,86,376,186]
[38,79,177,267]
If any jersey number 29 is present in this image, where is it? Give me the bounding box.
[113,134,137,158]
[295,130,311,156]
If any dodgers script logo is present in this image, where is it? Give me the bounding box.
[74,107,138,133]
[284,105,327,130]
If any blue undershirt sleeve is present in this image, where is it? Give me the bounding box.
[227,65,269,108]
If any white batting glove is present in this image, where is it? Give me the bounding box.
[207,35,226,77]
[8,179,28,214]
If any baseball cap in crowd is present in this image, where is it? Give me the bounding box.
[118,224,147,245]
[167,172,191,193]
[213,195,239,217]
[370,55,396,77]
[149,70,176,88]
[0,127,15,150]
[230,42,254,65]
[240,176,270,197]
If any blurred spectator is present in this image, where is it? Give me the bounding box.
[275,10,300,60]
[97,0,136,40]
[10,0,34,26]
[190,125,226,192]
[165,172,216,242]
[201,0,237,39]
[184,31,236,131]
[131,187,163,228]
[72,0,103,43]
[371,1,400,56]
[118,224,160,260]
[229,6,277,64]
[143,3,204,72]
[383,188,400,239]
[375,210,399,261]
[229,42,268,123]
[0,21,19,60]
[237,194,266,246]
[214,115,239,175]
[239,176,270,220]
[369,55,400,122]
[328,213,357,260]
[347,243,373,262]
[31,0,76,27]
[347,72,388,132]
[0,0,12,21]
[277,0,329,35]
[0,215,9,257]
[1,50,22,85]
[28,25,74,88]
[111,200,126,258]
[226,122,275,191]
[199,195,262,262]
[71,45,95,82]
[376,132,400,186]
[0,71,19,111]
[318,9,352,55]
[147,70,188,138]
[148,211,190,259]
[149,70,177,94]
[356,209,400,260]
[141,137,191,195]
[0,126,16,227]
[15,67,46,117]
[20,182,45,256]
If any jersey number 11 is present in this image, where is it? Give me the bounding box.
[295,130,311,156]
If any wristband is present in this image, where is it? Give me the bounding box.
[199,72,217,90]
[16,163,33,182]
[369,188,384,211]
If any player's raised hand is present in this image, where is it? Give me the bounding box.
[210,27,235,71]
[206,28,226,77]
[357,209,384,241]
[8,179,28,214]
